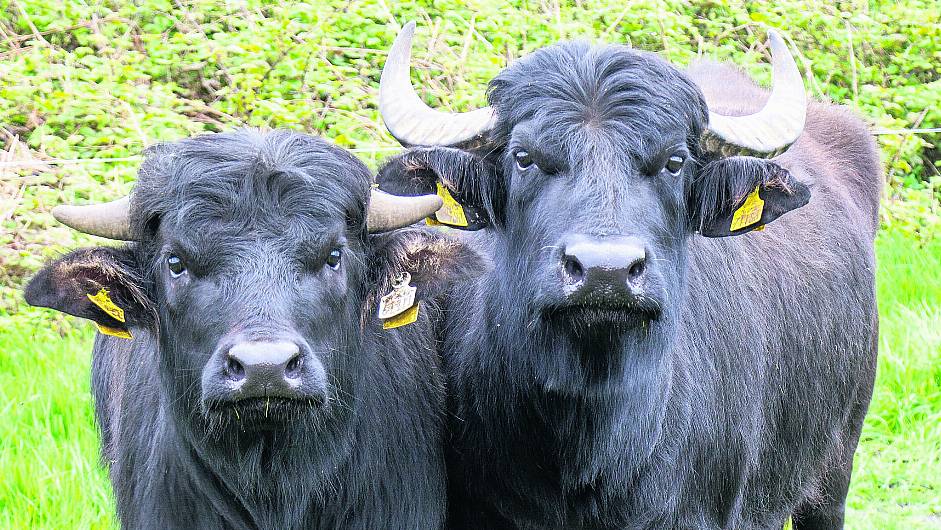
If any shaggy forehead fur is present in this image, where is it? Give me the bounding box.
[487,41,709,161]
[128,129,372,239]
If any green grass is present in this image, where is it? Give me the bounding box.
[846,232,941,529]
[0,318,113,529]
[0,231,938,528]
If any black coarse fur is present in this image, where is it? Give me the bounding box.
[378,41,881,529]
[25,129,485,529]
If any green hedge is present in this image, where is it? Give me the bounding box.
[1,0,939,311]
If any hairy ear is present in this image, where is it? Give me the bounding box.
[687,156,811,237]
[377,147,502,230]
[368,227,488,305]
[24,247,152,337]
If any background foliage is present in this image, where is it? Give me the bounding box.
[0,1,938,528]
[1,0,940,311]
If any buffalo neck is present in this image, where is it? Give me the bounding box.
[455,251,687,489]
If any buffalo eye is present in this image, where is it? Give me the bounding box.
[167,255,187,277]
[514,150,534,171]
[326,248,342,269]
[665,154,686,175]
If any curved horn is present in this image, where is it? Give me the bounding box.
[380,21,496,147]
[52,191,440,237]
[52,196,134,240]
[366,189,443,233]
[702,30,807,156]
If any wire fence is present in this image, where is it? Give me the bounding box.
[0,127,937,170]
[0,146,405,170]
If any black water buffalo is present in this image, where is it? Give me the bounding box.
[377,23,881,530]
[24,129,483,529]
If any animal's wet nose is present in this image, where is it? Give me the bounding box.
[225,340,304,398]
[559,234,648,306]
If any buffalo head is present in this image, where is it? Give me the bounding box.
[378,24,810,336]
[25,129,480,434]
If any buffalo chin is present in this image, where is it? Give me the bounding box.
[205,396,324,432]
[541,304,666,386]
[544,303,660,336]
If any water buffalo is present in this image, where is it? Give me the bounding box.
[24,129,483,529]
[377,23,881,530]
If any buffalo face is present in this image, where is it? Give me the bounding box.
[378,30,810,341]
[487,52,703,329]
[149,193,364,429]
[24,130,476,435]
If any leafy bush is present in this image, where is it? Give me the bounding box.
[1,0,938,311]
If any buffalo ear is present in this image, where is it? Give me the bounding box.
[24,247,152,337]
[377,147,501,230]
[688,156,811,238]
[368,227,488,305]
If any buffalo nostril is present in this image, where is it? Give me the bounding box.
[563,255,585,283]
[225,356,245,381]
[628,258,646,282]
[285,355,302,379]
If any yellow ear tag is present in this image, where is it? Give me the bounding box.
[87,288,126,323]
[382,302,420,330]
[432,181,469,227]
[730,185,765,232]
[95,323,133,340]
[783,517,793,530]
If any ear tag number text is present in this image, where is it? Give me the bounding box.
[87,288,126,323]
[432,181,469,227]
[377,271,417,320]
[382,302,420,329]
[87,288,133,339]
[731,185,765,232]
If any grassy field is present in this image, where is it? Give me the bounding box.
[0,232,937,528]
[845,232,941,529]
